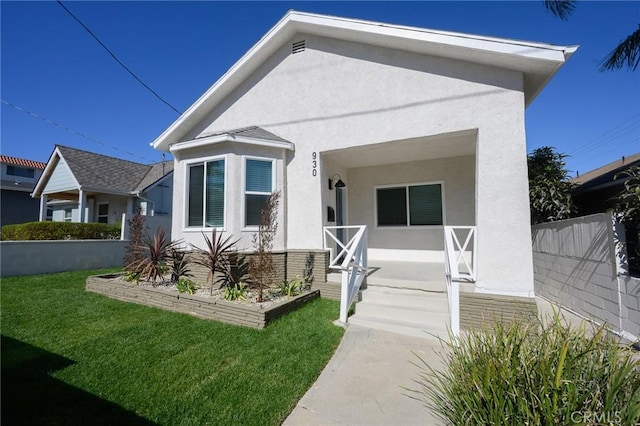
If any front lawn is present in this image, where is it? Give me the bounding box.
[1,269,344,425]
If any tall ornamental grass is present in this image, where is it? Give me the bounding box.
[411,315,640,425]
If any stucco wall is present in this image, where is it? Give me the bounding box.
[532,214,639,340]
[0,240,127,277]
[347,155,475,257]
[171,32,533,293]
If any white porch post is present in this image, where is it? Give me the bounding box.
[78,190,87,223]
[38,194,48,221]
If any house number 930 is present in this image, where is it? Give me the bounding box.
[312,152,317,177]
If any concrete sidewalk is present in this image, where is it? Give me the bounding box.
[283,325,447,426]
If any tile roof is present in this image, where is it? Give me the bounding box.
[0,155,47,169]
[55,145,172,193]
[571,152,640,187]
[198,126,291,143]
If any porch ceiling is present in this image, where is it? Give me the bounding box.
[322,129,477,169]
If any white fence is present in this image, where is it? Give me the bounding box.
[532,213,639,340]
[0,240,128,277]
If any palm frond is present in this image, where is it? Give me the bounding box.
[600,25,640,72]
[543,0,576,21]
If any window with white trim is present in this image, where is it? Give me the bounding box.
[244,158,273,227]
[187,158,225,228]
[64,208,72,222]
[376,183,443,227]
[97,203,109,224]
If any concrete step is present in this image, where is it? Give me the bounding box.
[327,271,446,292]
[348,315,451,341]
[359,287,449,311]
[355,301,449,324]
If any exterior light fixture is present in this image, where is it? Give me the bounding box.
[329,174,346,190]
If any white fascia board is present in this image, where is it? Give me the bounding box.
[169,134,294,153]
[151,10,577,151]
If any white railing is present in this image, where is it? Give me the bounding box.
[444,226,477,337]
[323,225,368,323]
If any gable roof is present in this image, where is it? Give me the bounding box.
[32,145,173,197]
[571,152,640,189]
[152,10,578,152]
[0,155,47,169]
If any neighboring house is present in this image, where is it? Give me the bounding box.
[572,153,640,216]
[572,153,640,276]
[151,11,576,327]
[32,145,173,226]
[0,155,47,227]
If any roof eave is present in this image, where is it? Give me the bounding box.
[169,134,295,153]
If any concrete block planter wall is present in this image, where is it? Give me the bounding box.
[86,274,320,329]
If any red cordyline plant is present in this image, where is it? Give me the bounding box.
[190,229,239,295]
[127,227,177,285]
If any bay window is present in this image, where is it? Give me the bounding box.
[244,158,274,227]
[187,158,225,228]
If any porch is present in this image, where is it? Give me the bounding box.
[322,226,537,340]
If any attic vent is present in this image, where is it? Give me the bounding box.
[292,40,305,54]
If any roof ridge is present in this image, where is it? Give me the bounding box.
[55,144,152,167]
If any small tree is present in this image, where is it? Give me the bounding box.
[528,146,576,224]
[123,208,146,271]
[249,191,280,302]
[614,165,640,224]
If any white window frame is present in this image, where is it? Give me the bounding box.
[63,208,73,222]
[373,181,446,229]
[97,203,109,224]
[183,154,227,232]
[241,155,276,231]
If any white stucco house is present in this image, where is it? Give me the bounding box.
[151,11,576,334]
[33,145,173,227]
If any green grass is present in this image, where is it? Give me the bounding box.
[1,269,344,425]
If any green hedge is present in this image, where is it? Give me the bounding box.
[1,221,121,241]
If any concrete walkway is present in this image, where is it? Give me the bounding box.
[283,325,447,426]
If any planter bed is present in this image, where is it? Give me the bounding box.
[86,274,320,329]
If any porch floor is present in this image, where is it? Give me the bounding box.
[327,260,474,293]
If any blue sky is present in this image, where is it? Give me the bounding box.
[2,1,639,176]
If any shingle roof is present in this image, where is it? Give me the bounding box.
[571,152,640,187]
[0,155,47,169]
[198,126,291,143]
[55,145,171,193]
[135,160,174,192]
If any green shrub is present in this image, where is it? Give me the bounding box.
[224,283,248,301]
[411,315,640,425]
[1,221,121,241]
[176,278,198,295]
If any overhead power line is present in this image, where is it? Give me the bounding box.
[1,99,155,163]
[56,0,182,115]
